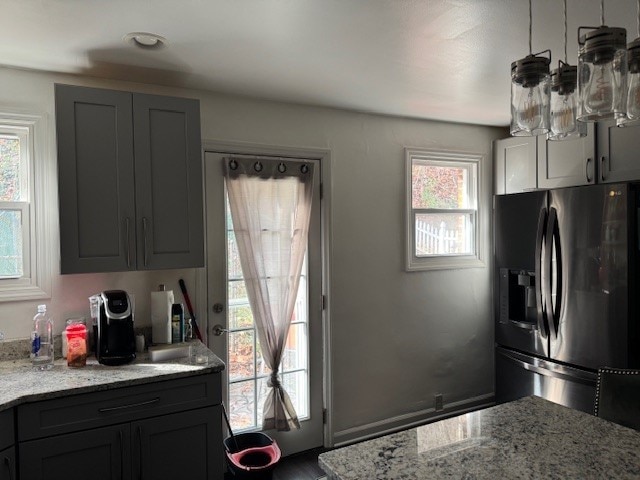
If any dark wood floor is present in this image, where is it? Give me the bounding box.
[224,447,327,480]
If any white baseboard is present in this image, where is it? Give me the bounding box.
[332,392,494,447]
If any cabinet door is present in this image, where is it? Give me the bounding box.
[494,137,537,194]
[56,84,137,273]
[0,447,15,480]
[596,119,640,183]
[537,124,596,188]
[19,424,131,480]
[132,93,204,270]
[133,406,222,480]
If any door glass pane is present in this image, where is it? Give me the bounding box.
[229,380,256,431]
[415,212,474,256]
[0,209,23,278]
[228,330,255,381]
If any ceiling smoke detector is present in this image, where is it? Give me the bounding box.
[123,32,166,50]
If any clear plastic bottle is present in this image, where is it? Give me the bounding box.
[31,304,54,370]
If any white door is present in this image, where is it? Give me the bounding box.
[204,150,324,455]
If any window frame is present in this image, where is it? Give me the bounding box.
[405,148,485,271]
[0,110,52,301]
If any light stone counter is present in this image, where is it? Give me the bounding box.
[0,341,224,412]
[319,395,640,479]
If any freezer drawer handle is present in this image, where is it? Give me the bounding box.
[501,351,596,385]
[509,319,538,331]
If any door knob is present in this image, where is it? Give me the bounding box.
[212,324,228,336]
[213,303,224,313]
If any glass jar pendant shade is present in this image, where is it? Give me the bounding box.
[510,53,551,136]
[577,26,628,122]
[618,39,640,126]
[549,62,587,140]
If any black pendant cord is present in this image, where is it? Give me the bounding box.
[637,0,639,38]
[600,0,605,26]
[563,0,568,63]
[529,0,533,55]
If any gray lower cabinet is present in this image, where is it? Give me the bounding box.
[19,424,130,480]
[0,409,15,480]
[56,83,204,274]
[494,136,537,194]
[537,124,596,189]
[16,374,222,480]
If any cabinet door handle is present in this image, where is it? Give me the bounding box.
[600,156,606,181]
[137,425,143,480]
[118,430,124,480]
[98,397,160,412]
[142,217,149,267]
[125,217,131,268]
[585,158,592,183]
[4,456,13,480]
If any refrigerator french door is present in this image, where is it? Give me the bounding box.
[494,183,640,413]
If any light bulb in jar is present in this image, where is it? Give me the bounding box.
[551,93,577,138]
[626,74,640,120]
[584,63,616,114]
[516,86,543,132]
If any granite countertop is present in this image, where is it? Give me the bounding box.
[0,340,225,412]
[319,395,640,479]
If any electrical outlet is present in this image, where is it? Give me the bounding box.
[435,393,444,411]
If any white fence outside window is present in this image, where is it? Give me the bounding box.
[415,219,459,256]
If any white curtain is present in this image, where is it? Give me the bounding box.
[225,157,315,431]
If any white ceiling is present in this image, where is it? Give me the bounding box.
[1,0,638,126]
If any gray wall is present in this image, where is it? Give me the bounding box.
[0,65,506,444]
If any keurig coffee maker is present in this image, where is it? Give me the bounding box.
[92,290,136,365]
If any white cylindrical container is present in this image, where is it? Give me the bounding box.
[151,285,174,344]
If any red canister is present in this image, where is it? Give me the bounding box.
[66,323,87,367]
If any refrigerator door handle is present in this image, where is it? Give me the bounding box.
[545,207,560,339]
[535,206,549,338]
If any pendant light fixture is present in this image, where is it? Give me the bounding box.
[618,0,640,127]
[510,0,551,137]
[548,0,587,140]
[576,0,627,122]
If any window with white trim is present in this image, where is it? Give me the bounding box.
[0,112,51,301]
[405,149,484,271]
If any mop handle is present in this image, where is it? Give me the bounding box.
[222,402,239,451]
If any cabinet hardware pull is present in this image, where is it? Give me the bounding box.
[142,217,149,267]
[585,158,592,183]
[98,397,160,412]
[118,430,124,480]
[137,425,143,480]
[4,456,13,480]
[125,217,131,268]
[600,156,606,181]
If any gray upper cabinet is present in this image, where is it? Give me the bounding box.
[56,84,204,273]
[596,119,640,183]
[537,124,596,189]
[494,136,537,195]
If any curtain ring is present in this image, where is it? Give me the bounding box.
[300,164,309,174]
[229,159,238,170]
[254,161,263,172]
[277,162,287,173]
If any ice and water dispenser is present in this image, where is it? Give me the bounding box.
[499,268,537,327]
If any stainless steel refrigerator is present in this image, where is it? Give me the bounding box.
[494,183,640,414]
